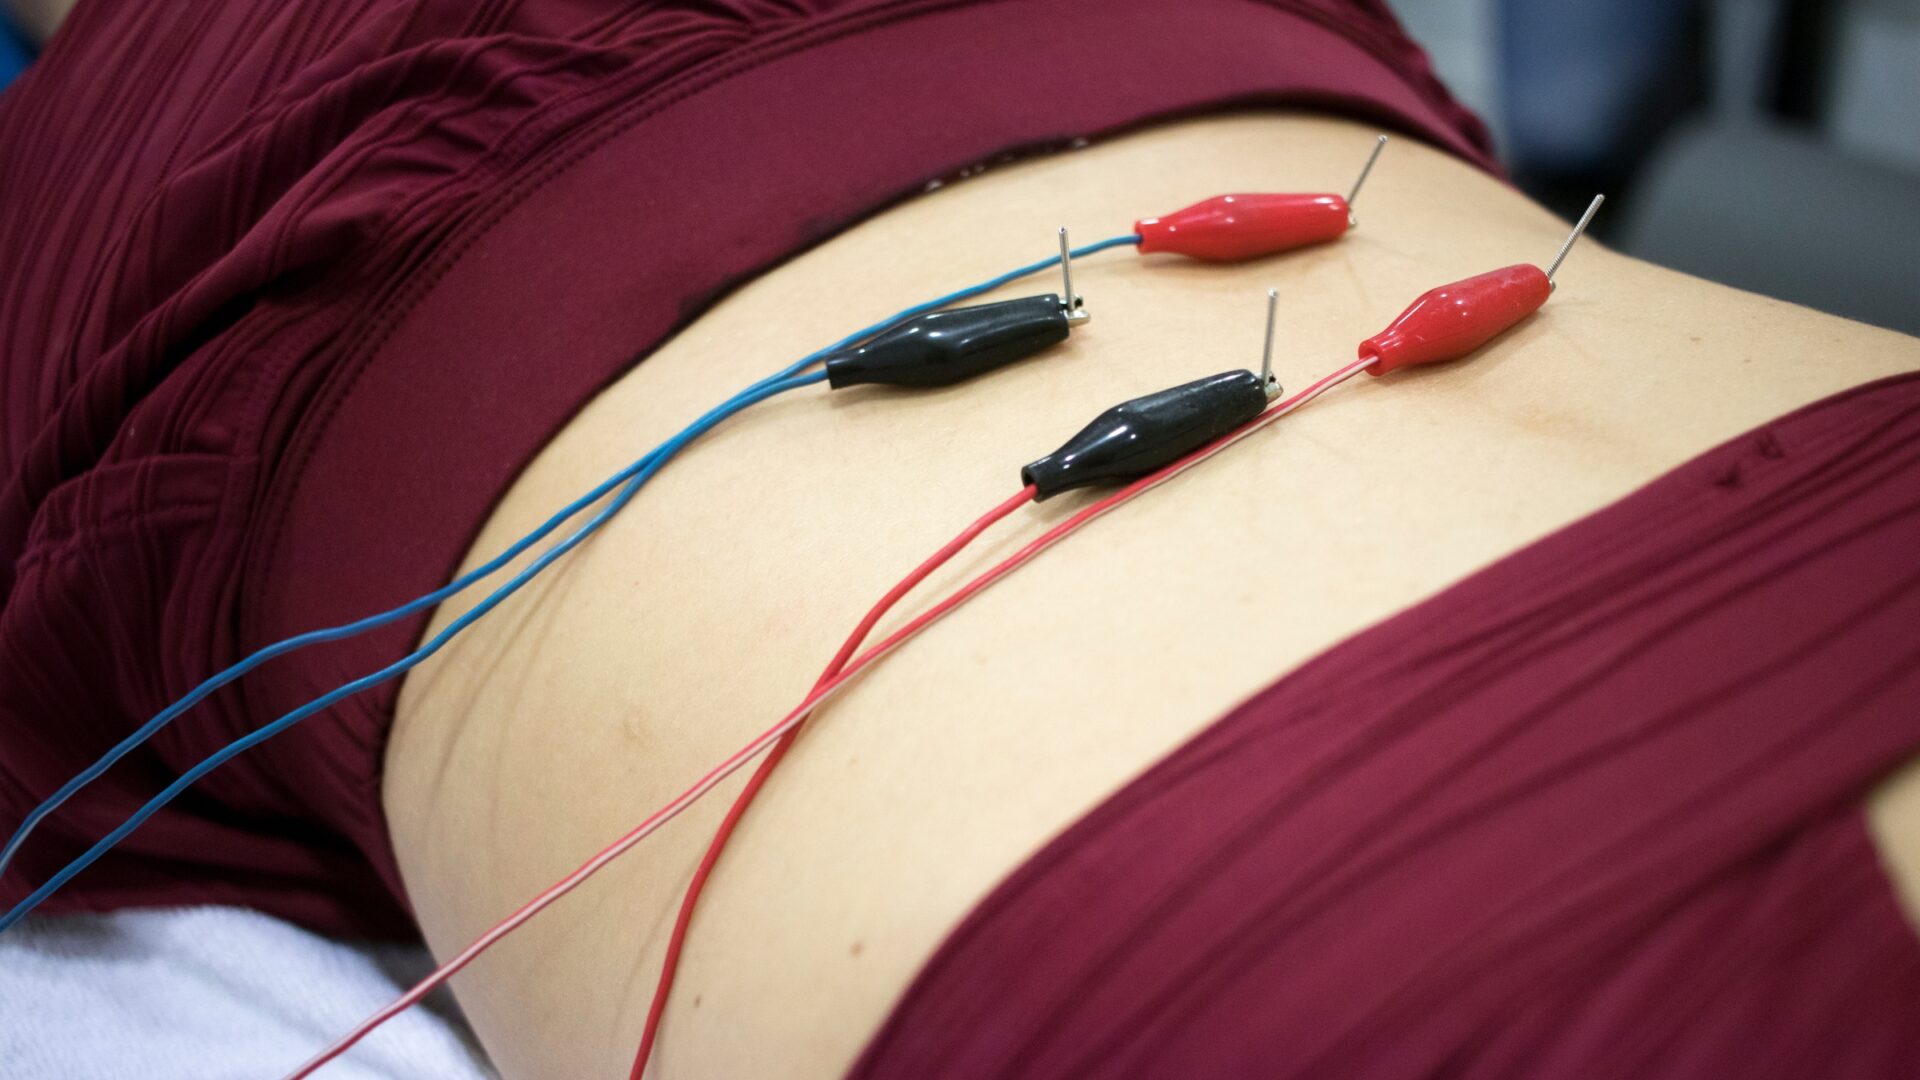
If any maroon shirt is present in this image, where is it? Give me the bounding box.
[0,2,1491,936]
[7,6,1920,1077]
[850,373,1920,1078]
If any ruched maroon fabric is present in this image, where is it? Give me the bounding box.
[850,372,1920,1079]
[0,2,1493,936]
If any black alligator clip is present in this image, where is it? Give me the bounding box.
[1022,289,1286,500]
[825,229,1092,390]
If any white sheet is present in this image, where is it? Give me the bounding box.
[0,905,495,1079]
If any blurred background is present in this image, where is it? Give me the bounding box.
[4,0,1915,333]
[1391,0,1920,334]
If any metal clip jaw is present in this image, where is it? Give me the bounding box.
[1259,288,1283,400]
[1345,134,1388,230]
[1544,194,1606,294]
[1058,226,1092,327]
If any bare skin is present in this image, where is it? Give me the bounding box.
[384,113,1920,1079]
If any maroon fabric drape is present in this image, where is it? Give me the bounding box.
[0,1,1492,936]
[851,373,1920,1079]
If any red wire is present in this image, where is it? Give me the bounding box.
[632,355,1375,1076]
[288,355,1373,1080]
[281,487,1036,1080]
[630,484,1037,1078]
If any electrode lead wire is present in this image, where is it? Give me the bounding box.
[290,354,1374,1079]
[0,235,1142,910]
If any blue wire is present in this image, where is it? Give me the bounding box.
[0,387,754,876]
[0,233,1141,930]
[0,371,821,933]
